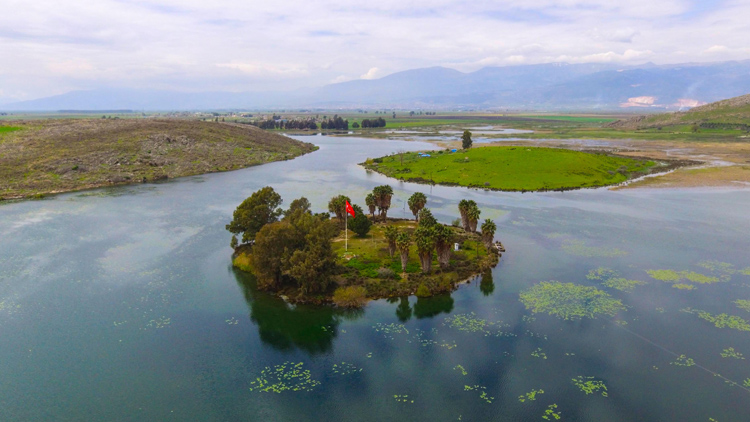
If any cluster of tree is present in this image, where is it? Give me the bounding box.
[328,194,372,237]
[699,122,750,131]
[368,185,394,221]
[320,115,349,130]
[381,194,498,274]
[226,187,338,294]
[251,119,318,130]
[360,118,387,128]
[458,199,481,232]
[461,130,473,149]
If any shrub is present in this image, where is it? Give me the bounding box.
[452,218,461,227]
[376,267,396,279]
[416,283,431,297]
[333,286,368,308]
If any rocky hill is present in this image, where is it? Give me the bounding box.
[0,118,316,200]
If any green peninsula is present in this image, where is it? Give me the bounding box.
[363,146,660,191]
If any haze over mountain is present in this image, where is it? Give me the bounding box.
[3,60,750,112]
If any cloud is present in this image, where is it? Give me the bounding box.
[0,0,748,101]
[360,68,381,80]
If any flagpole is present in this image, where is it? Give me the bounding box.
[345,209,348,252]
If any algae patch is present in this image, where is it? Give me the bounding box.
[519,281,626,320]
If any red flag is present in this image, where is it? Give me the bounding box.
[345,200,356,218]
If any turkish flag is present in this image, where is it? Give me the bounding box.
[345,200,356,218]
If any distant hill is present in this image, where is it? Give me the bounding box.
[606,93,750,130]
[3,60,750,111]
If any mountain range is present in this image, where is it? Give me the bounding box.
[3,60,750,111]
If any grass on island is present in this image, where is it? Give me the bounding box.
[331,219,496,299]
[364,146,656,191]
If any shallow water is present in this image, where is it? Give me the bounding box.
[1,135,749,421]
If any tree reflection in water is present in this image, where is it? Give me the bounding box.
[234,269,362,355]
[480,270,495,296]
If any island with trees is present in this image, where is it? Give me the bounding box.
[228,186,502,307]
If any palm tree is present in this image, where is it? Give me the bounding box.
[458,199,476,231]
[408,192,427,221]
[384,225,398,258]
[414,226,436,273]
[481,219,497,250]
[417,208,437,227]
[327,195,351,222]
[365,193,376,217]
[395,232,411,272]
[467,204,481,232]
[433,224,454,269]
[373,185,394,222]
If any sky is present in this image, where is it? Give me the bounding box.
[1,0,749,102]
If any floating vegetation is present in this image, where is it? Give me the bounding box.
[393,394,413,403]
[249,362,320,393]
[531,348,548,359]
[112,320,128,327]
[565,352,576,356]
[586,267,620,281]
[561,239,627,258]
[225,317,239,325]
[518,389,544,402]
[603,277,647,292]
[741,268,750,276]
[542,404,561,420]
[720,347,744,359]
[413,328,438,347]
[519,281,626,320]
[525,330,548,340]
[366,352,372,358]
[647,269,722,288]
[656,307,665,313]
[735,300,750,312]
[443,312,511,337]
[572,376,608,396]
[0,298,22,316]
[453,365,468,376]
[682,309,750,331]
[743,379,750,388]
[464,385,494,404]
[331,362,362,375]
[697,260,735,275]
[670,355,696,367]
[143,316,171,330]
[373,323,409,339]
[647,270,681,281]
[440,341,458,350]
[522,315,537,323]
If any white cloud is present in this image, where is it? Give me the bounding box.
[0,0,748,101]
[360,68,381,80]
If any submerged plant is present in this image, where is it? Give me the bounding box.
[531,348,548,359]
[464,385,494,404]
[734,300,750,312]
[518,389,544,403]
[249,362,320,393]
[572,376,608,396]
[720,347,744,359]
[519,281,626,320]
[670,355,696,367]
[561,239,627,258]
[542,404,561,420]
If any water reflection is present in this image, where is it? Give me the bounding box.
[233,269,362,354]
[479,270,495,296]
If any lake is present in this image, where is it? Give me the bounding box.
[1,135,749,421]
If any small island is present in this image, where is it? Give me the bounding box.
[228,186,501,307]
[362,144,671,192]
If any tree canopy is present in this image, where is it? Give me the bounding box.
[348,204,372,237]
[462,130,473,149]
[226,186,283,244]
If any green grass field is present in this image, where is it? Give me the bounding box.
[0,126,21,134]
[364,146,657,191]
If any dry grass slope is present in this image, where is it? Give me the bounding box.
[0,119,316,200]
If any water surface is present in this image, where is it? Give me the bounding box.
[1,135,749,421]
